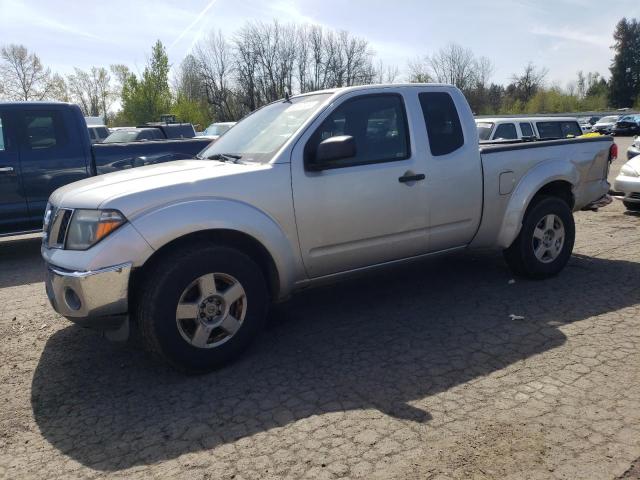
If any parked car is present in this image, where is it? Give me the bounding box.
[614,155,640,211]
[0,102,212,236]
[476,117,583,142]
[87,125,110,144]
[41,84,614,371]
[592,115,620,134]
[201,121,236,140]
[627,136,640,160]
[612,114,640,136]
[103,127,166,143]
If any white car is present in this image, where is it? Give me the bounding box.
[614,154,640,211]
[476,117,583,142]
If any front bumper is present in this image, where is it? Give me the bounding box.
[613,175,640,203]
[45,262,132,330]
[628,145,640,160]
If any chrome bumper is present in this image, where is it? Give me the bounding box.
[45,262,132,329]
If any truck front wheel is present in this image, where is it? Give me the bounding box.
[136,243,269,372]
[503,196,575,279]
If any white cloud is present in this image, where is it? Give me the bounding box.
[531,25,610,48]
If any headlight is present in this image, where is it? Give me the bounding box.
[620,163,640,178]
[65,209,127,250]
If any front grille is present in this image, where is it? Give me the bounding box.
[46,208,74,249]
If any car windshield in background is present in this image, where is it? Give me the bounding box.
[199,93,332,163]
[204,124,232,136]
[103,131,140,143]
[598,116,618,124]
[476,122,494,140]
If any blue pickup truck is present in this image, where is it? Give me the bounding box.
[0,102,212,236]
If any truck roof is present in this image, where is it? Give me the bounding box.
[478,117,579,123]
[293,83,457,98]
[0,101,71,108]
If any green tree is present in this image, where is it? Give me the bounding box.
[609,18,640,108]
[121,40,171,124]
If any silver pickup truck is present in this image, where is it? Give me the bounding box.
[41,84,614,371]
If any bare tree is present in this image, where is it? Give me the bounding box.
[196,30,238,120]
[67,67,113,120]
[0,44,56,100]
[428,43,477,91]
[407,56,432,83]
[511,62,548,103]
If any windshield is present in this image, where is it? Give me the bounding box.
[620,115,639,122]
[199,93,332,162]
[103,130,140,143]
[476,122,494,140]
[598,116,618,124]
[204,124,232,136]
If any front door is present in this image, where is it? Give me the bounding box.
[291,92,430,278]
[18,107,90,225]
[0,110,30,235]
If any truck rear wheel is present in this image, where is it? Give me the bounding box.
[136,243,269,372]
[503,196,575,279]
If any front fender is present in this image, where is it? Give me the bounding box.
[131,199,300,298]
[496,160,578,249]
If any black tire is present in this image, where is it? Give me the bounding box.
[503,196,575,279]
[623,200,640,212]
[136,243,269,373]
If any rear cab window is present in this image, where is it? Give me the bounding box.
[519,122,534,137]
[476,122,494,141]
[418,92,464,156]
[493,123,517,140]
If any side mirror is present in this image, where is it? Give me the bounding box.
[307,135,356,171]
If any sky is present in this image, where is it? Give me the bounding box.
[1,0,639,88]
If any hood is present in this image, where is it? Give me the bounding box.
[625,155,640,173]
[50,159,271,217]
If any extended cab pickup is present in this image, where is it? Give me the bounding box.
[0,102,212,236]
[41,84,614,371]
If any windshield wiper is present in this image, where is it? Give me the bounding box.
[205,153,243,163]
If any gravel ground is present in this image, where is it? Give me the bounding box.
[0,137,638,479]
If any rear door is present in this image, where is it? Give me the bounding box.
[0,109,30,234]
[18,106,90,223]
[417,91,483,252]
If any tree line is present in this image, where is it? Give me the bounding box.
[1,17,638,127]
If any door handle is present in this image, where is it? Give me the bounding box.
[398,172,425,183]
[0,166,15,173]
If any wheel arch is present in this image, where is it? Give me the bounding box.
[130,229,282,307]
[128,199,301,304]
[497,160,578,249]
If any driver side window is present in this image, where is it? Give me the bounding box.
[305,94,409,169]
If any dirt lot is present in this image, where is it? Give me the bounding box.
[0,137,639,479]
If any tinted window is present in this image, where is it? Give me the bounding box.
[536,122,562,139]
[476,122,494,141]
[306,94,409,168]
[88,128,96,140]
[96,127,109,139]
[493,123,518,140]
[519,122,534,137]
[418,92,464,156]
[561,122,582,137]
[0,116,5,151]
[24,112,65,149]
